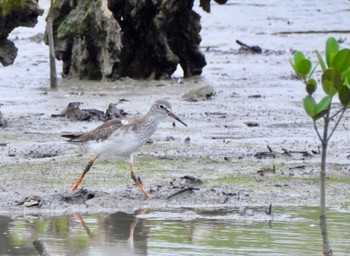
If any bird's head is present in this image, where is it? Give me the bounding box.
[152,100,187,127]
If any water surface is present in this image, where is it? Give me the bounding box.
[1,206,349,256]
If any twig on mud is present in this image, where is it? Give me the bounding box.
[167,187,200,199]
[254,151,276,159]
[236,40,262,54]
[288,165,306,170]
[282,148,292,157]
[311,146,320,155]
[254,145,276,159]
[282,148,312,157]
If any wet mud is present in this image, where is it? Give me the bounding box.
[1,0,350,216]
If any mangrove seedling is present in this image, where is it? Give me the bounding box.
[291,37,350,256]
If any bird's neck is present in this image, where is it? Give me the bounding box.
[136,112,162,141]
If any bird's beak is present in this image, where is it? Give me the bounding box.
[168,112,187,127]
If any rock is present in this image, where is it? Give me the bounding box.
[105,103,127,120]
[0,0,43,66]
[47,0,122,80]
[0,104,7,127]
[200,0,228,13]
[47,0,207,80]
[182,86,215,102]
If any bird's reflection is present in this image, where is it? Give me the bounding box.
[128,208,148,244]
[71,209,149,255]
[0,209,150,255]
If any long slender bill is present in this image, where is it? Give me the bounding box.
[168,112,187,127]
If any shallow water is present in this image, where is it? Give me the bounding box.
[1,206,349,256]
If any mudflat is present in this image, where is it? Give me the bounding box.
[1,0,349,215]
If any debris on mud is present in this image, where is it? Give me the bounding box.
[182,86,215,102]
[18,196,43,207]
[181,175,203,185]
[234,39,285,55]
[254,146,315,159]
[167,187,200,199]
[105,103,128,120]
[257,166,276,176]
[51,102,127,121]
[60,188,95,204]
[236,40,262,54]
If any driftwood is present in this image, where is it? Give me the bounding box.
[255,146,314,159]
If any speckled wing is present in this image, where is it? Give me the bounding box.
[64,119,124,142]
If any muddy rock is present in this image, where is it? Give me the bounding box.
[47,0,206,80]
[199,0,228,13]
[46,0,122,80]
[0,0,43,66]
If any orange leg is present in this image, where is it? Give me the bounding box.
[130,162,151,200]
[71,154,100,191]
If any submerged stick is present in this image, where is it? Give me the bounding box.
[265,204,272,215]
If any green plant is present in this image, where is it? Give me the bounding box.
[291,37,350,256]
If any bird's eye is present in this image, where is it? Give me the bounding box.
[159,104,164,109]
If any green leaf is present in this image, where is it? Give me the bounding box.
[303,95,317,118]
[345,75,350,86]
[333,49,350,77]
[315,50,326,71]
[294,51,305,65]
[292,51,311,77]
[297,59,312,77]
[322,68,341,96]
[306,78,317,95]
[313,96,331,120]
[326,37,339,67]
[339,86,350,107]
[316,95,331,113]
[313,110,328,120]
[341,66,350,80]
